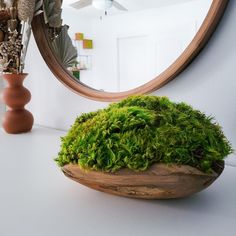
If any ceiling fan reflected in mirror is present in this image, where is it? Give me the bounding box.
[70,0,128,11]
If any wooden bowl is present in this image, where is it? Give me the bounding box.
[62,161,224,199]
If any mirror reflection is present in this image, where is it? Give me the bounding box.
[58,0,212,92]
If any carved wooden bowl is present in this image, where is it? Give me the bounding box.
[62,161,224,199]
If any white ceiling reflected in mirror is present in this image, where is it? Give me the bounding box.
[61,0,212,92]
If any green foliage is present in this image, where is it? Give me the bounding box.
[55,95,233,173]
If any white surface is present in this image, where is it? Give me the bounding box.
[0,126,235,236]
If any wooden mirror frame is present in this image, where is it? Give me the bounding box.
[32,0,228,102]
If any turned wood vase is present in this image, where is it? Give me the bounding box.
[0,73,34,134]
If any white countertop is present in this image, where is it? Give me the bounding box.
[0,126,235,236]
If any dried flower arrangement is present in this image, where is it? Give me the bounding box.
[0,0,42,74]
[0,0,77,73]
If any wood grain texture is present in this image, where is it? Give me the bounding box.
[32,0,228,101]
[62,162,224,199]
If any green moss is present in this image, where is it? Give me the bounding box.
[55,95,233,173]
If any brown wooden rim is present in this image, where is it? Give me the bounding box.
[32,0,228,102]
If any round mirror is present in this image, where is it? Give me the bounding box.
[32,0,228,101]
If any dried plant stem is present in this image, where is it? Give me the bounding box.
[20,20,31,73]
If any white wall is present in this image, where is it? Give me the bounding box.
[62,10,95,87]
[62,0,211,92]
[1,1,235,166]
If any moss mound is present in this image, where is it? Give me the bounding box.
[55,95,233,173]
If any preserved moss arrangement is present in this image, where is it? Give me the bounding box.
[56,95,233,174]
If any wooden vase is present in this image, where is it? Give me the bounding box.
[0,73,34,134]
